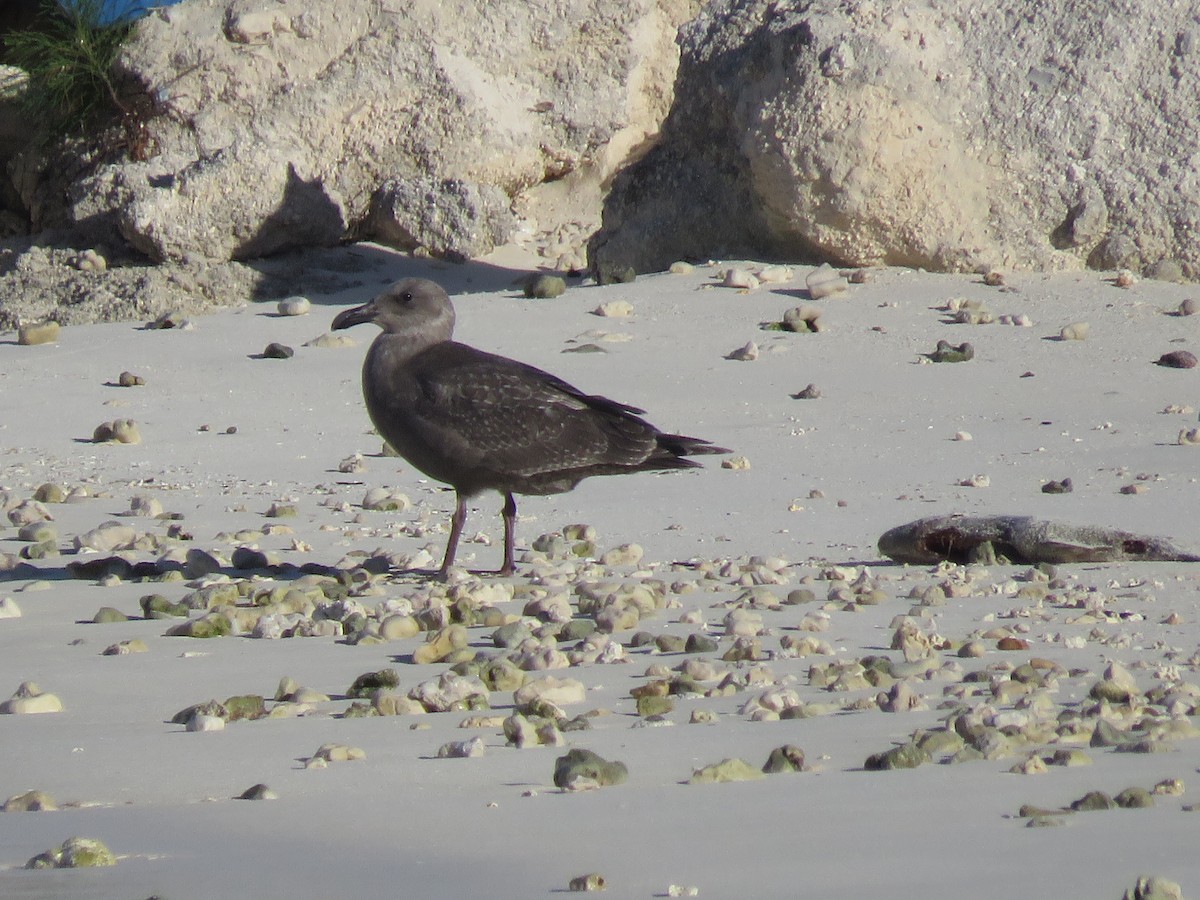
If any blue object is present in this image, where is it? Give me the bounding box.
[65,0,186,26]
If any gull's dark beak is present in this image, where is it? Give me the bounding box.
[331,300,378,331]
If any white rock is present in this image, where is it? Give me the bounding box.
[806,263,848,299]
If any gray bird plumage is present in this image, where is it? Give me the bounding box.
[332,277,728,578]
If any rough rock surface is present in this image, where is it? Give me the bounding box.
[589,0,1200,278]
[19,0,697,267]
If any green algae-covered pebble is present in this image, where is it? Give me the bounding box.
[690,757,766,784]
[27,836,116,869]
[762,745,806,774]
[224,695,266,721]
[864,742,930,771]
[347,668,400,698]
[524,274,566,299]
[553,748,628,789]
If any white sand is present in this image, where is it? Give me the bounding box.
[1,246,1198,898]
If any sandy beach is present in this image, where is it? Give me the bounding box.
[1,245,1198,899]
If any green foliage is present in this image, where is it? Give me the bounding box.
[4,0,134,137]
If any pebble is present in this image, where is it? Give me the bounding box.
[0,597,21,618]
[668,261,694,275]
[761,744,805,774]
[92,419,141,444]
[148,310,191,329]
[690,757,764,784]
[806,263,847,299]
[725,341,759,361]
[722,268,759,290]
[1059,322,1089,341]
[667,886,700,897]
[0,682,63,714]
[524,274,566,299]
[1123,876,1183,900]
[437,736,486,758]
[117,371,145,386]
[263,342,294,359]
[514,675,586,707]
[1041,478,1073,494]
[102,639,148,655]
[594,300,633,318]
[864,742,929,770]
[304,332,356,348]
[17,321,59,345]
[187,712,225,732]
[757,265,793,284]
[1178,428,1200,446]
[3,789,57,811]
[277,296,311,316]
[568,873,607,892]
[791,383,821,399]
[129,495,163,517]
[307,743,366,765]
[1155,350,1197,369]
[74,248,107,271]
[927,340,974,362]
[1178,298,1197,316]
[553,748,628,790]
[236,783,278,800]
[26,836,116,869]
[780,304,823,333]
[74,522,137,552]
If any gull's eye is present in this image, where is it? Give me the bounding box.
[400,291,414,304]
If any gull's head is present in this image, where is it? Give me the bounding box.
[331,278,456,342]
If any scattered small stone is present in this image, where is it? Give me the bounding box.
[952,431,972,441]
[1178,298,1197,317]
[1152,778,1184,796]
[1122,877,1184,900]
[3,789,57,811]
[864,742,929,771]
[17,321,59,345]
[1114,270,1136,288]
[1114,787,1155,809]
[0,597,22,618]
[553,749,628,790]
[1178,428,1200,446]
[304,332,357,348]
[791,383,821,399]
[594,300,633,318]
[306,743,366,766]
[148,310,189,329]
[757,265,792,283]
[347,668,401,698]
[806,263,847,299]
[186,713,225,732]
[690,757,765,784]
[1070,790,1116,811]
[1120,483,1148,496]
[762,745,805,774]
[262,342,294,359]
[277,296,311,316]
[668,261,694,275]
[1155,350,1197,369]
[1041,477,1073,494]
[26,836,116,869]
[721,456,751,471]
[782,305,823,332]
[524,274,566,298]
[1059,322,1090,341]
[236,783,278,800]
[725,341,759,361]
[569,873,607,892]
[722,268,759,290]
[926,340,974,362]
[117,371,145,387]
[92,419,141,444]
[983,271,1006,286]
[437,736,487,758]
[102,639,148,656]
[0,682,62,714]
[362,487,411,511]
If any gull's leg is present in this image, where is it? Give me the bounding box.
[498,492,517,576]
[437,492,468,580]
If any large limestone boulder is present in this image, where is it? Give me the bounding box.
[589,0,1200,279]
[29,0,698,266]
